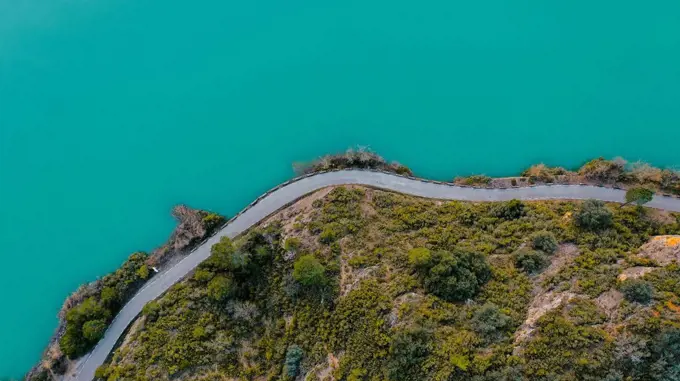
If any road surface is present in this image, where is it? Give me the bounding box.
[66,169,680,380]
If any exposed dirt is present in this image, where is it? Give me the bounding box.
[513,244,580,348]
[618,266,656,281]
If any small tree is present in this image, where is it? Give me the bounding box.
[208,275,234,301]
[284,344,304,377]
[293,255,326,287]
[407,247,432,268]
[387,327,432,381]
[514,249,548,274]
[623,187,654,207]
[620,279,653,304]
[471,303,511,338]
[530,231,559,254]
[575,199,613,231]
[82,319,107,342]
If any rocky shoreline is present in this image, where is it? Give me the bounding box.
[25,205,225,381]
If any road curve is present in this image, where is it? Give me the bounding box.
[67,169,680,380]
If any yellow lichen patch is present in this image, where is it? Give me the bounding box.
[563,211,572,220]
[652,235,680,247]
[666,301,680,314]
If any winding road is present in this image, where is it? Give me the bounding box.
[66,169,680,380]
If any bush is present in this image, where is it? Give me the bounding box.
[455,175,492,186]
[293,146,413,176]
[208,275,235,301]
[470,303,511,338]
[412,249,491,301]
[579,157,626,182]
[620,279,653,304]
[387,327,432,381]
[407,248,432,268]
[284,344,304,377]
[514,249,548,274]
[493,199,526,220]
[530,231,559,254]
[82,319,107,342]
[293,255,326,287]
[575,199,613,231]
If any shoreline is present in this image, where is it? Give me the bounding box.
[55,170,680,381]
[24,156,680,380]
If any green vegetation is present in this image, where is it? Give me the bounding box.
[625,186,655,207]
[293,146,412,176]
[59,252,151,358]
[619,279,654,304]
[522,157,680,195]
[530,230,558,254]
[94,186,680,381]
[575,199,613,231]
[293,255,327,287]
[454,174,492,186]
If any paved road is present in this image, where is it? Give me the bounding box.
[66,170,680,380]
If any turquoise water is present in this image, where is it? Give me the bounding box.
[1,0,680,377]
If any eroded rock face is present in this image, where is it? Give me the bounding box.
[635,236,680,266]
[147,205,216,267]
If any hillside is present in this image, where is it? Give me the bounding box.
[94,186,680,380]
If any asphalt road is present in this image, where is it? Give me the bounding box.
[66,170,680,380]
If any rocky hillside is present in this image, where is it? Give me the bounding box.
[96,186,680,381]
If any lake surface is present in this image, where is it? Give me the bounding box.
[1,0,680,376]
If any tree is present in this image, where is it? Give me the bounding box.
[284,344,304,377]
[575,199,613,230]
[82,319,107,342]
[412,250,491,301]
[620,279,653,304]
[208,275,234,301]
[293,255,326,287]
[208,236,238,270]
[387,327,432,381]
[530,231,559,254]
[624,187,654,207]
[514,249,548,274]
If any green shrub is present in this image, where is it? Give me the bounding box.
[620,279,653,304]
[514,249,548,274]
[407,248,432,268]
[493,199,526,220]
[293,255,326,287]
[575,199,613,230]
[284,344,304,377]
[207,275,234,301]
[82,319,107,342]
[470,303,511,339]
[530,231,559,254]
[387,327,432,381]
[412,249,491,301]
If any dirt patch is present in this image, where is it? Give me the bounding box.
[514,244,580,348]
[618,266,655,281]
[595,288,624,319]
[514,291,577,348]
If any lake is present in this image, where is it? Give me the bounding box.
[1,0,679,376]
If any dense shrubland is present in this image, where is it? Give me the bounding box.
[95,185,680,381]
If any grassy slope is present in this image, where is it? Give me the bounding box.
[97,186,680,381]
